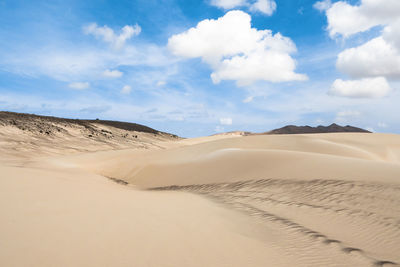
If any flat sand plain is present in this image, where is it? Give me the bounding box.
[1,130,400,266]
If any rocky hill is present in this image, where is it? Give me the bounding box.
[0,111,180,160]
[266,123,370,135]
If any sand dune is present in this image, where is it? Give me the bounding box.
[1,128,400,266]
[74,133,400,187]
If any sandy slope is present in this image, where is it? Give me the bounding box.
[0,114,178,163]
[1,131,400,267]
[74,133,400,187]
[1,165,296,267]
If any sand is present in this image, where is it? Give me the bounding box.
[1,129,400,266]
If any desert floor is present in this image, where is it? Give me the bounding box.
[1,132,400,267]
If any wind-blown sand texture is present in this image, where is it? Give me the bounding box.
[1,121,400,266]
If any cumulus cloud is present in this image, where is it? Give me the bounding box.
[220,117,233,125]
[321,0,400,98]
[337,37,400,79]
[168,10,306,86]
[329,77,391,98]
[68,82,90,90]
[102,69,123,78]
[383,19,400,51]
[84,23,141,49]
[210,0,276,15]
[121,85,132,94]
[324,0,400,38]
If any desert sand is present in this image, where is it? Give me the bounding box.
[1,120,400,266]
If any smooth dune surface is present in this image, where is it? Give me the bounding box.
[1,132,400,266]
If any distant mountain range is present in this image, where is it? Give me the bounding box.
[266,123,371,135]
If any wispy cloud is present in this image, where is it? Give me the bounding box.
[313,0,331,12]
[121,85,132,94]
[0,40,175,82]
[68,82,90,90]
[83,23,141,49]
[243,96,254,103]
[80,105,111,114]
[103,69,123,78]
[335,110,361,123]
[210,0,277,16]
[220,117,233,125]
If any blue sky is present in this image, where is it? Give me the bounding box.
[0,0,399,137]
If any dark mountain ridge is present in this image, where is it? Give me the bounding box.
[266,123,371,135]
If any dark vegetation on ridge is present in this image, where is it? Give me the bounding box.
[0,111,178,137]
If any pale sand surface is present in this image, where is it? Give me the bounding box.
[1,130,400,266]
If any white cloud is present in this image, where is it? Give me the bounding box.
[68,82,90,90]
[321,0,400,98]
[243,96,254,103]
[84,23,141,49]
[383,19,400,51]
[168,10,306,86]
[324,0,400,38]
[220,117,233,125]
[337,37,400,79]
[210,0,247,9]
[313,0,331,12]
[210,0,276,15]
[121,85,132,94]
[157,81,166,86]
[326,0,400,78]
[329,77,391,98]
[102,69,123,78]
[326,1,377,38]
[249,0,277,15]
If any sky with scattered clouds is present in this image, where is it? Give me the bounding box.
[0,0,399,137]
